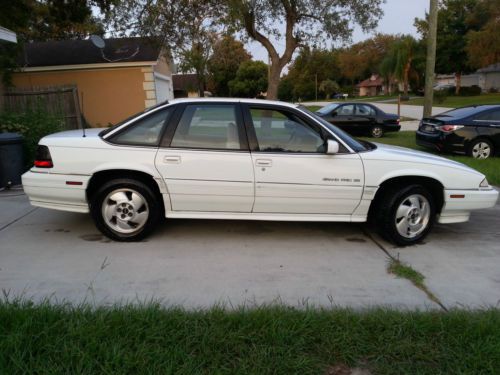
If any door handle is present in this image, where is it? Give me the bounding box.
[164,155,181,164]
[255,159,272,167]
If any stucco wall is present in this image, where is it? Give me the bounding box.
[12,67,148,127]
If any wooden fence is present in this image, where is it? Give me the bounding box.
[1,85,83,130]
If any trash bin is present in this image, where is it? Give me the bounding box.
[0,132,24,188]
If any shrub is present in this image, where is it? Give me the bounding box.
[434,89,448,104]
[0,107,64,168]
[488,87,498,93]
[459,85,482,96]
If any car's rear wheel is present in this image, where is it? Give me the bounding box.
[468,138,494,159]
[90,178,161,241]
[371,125,384,138]
[376,184,435,246]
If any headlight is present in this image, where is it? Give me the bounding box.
[480,178,490,188]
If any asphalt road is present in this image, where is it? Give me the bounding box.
[1,191,499,310]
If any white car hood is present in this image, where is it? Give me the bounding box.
[362,142,482,176]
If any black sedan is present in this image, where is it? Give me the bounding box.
[416,105,500,159]
[315,102,400,138]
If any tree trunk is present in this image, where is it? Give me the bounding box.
[455,72,462,95]
[266,63,281,100]
[403,61,411,96]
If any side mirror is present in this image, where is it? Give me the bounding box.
[326,139,340,155]
[331,111,338,117]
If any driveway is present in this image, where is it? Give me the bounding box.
[305,101,452,120]
[1,191,499,310]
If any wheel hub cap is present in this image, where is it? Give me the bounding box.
[102,189,149,234]
[395,194,431,239]
[472,142,491,159]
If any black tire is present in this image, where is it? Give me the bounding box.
[375,184,436,246]
[371,125,384,138]
[467,138,494,159]
[90,178,161,241]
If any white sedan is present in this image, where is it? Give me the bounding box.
[22,98,498,246]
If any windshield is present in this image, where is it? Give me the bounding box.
[316,103,340,115]
[298,105,368,152]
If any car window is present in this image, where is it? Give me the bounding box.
[170,104,241,150]
[337,105,354,116]
[356,104,375,116]
[111,108,172,146]
[249,108,325,153]
[316,103,340,115]
[475,109,500,122]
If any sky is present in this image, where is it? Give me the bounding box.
[247,0,430,63]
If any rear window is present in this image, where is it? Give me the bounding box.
[436,106,491,119]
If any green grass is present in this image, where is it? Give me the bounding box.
[388,259,425,288]
[1,301,500,374]
[359,131,500,186]
[405,93,500,108]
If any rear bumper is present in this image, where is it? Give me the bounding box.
[21,170,90,213]
[438,188,499,223]
[416,130,467,153]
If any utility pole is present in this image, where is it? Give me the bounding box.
[315,73,318,101]
[423,0,439,118]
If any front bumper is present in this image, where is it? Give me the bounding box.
[22,170,90,213]
[438,188,499,223]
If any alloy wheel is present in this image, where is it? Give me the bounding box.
[395,194,431,239]
[471,142,491,159]
[101,188,149,234]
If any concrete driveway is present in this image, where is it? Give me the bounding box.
[1,190,499,310]
[305,101,452,120]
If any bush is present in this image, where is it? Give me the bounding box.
[458,85,482,96]
[488,87,498,93]
[434,89,448,104]
[0,107,64,168]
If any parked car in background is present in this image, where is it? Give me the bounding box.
[433,84,455,92]
[416,105,500,159]
[22,98,498,246]
[315,102,400,138]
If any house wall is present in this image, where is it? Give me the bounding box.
[11,66,149,127]
[483,72,500,91]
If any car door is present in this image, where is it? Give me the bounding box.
[330,104,356,132]
[355,104,376,132]
[244,104,364,215]
[155,102,254,212]
[473,109,500,149]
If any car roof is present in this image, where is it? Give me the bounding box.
[168,97,300,109]
[435,104,500,119]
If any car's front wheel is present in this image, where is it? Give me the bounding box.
[376,185,435,246]
[371,125,384,138]
[90,178,161,241]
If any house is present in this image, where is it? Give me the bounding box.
[476,63,500,92]
[357,74,384,97]
[11,37,174,127]
[172,73,200,98]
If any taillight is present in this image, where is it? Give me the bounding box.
[439,124,464,133]
[34,145,53,168]
[396,118,400,125]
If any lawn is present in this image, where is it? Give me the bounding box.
[359,131,500,186]
[405,93,500,107]
[1,301,500,374]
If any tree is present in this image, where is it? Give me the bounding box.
[207,35,251,97]
[228,60,267,98]
[465,0,500,69]
[319,80,339,99]
[380,35,421,96]
[284,47,340,100]
[107,0,223,97]
[415,0,478,94]
[225,0,383,99]
[337,34,398,84]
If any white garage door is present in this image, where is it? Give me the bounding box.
[154,73,173,103]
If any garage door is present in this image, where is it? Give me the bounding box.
[154,73,173,103]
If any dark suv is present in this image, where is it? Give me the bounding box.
[416,105,500,159]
